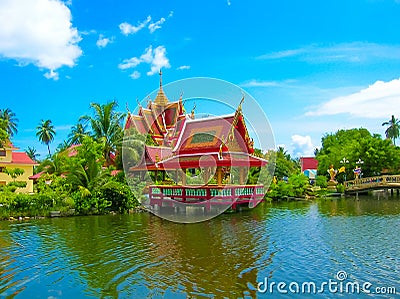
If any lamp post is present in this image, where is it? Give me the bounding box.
[356,158,364,178]
[340,157,349,181]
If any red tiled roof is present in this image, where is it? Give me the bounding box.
[146,146,172,163]
[300,157,318,172]
[11,152,36,165]
[157,152,267,169]
[29,170,46,180]
[66,144,81,157]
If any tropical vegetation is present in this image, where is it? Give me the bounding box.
[315,128,400,180]
[2,106,400,219]
[36,119,56,156]
[382,115,400,145]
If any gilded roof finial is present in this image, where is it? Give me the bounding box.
[238,93,245,111]
[159,69,163,89]
[136,97,142,108]
[190,102,196,119]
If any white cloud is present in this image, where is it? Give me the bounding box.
[258,42,400,63]
[148,17,166,34]
[119,45,170,77]
[44,69,59,80]
[177,65,190,70]
[120,12,173,35]
[0,0,82,79]
[306,78,400,118]
[147,46,170,75]
[118,57,141,70]
[96,34,113,48]
[291,135,315,157]
[227,0,232,5]
[241,80,283,87]
[119,16,151,35]
[130,71,141,79]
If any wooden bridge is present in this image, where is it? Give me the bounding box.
[344,175,400,193]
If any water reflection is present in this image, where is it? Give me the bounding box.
[0,196,399,298]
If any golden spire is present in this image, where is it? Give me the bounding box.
[154,69,169,106]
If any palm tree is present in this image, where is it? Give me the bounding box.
[25,146,40,162]
[36,119,56,156]
[80,101,125,166]
[0,119,8,147]
[382,115,400,145]
[67,122,89,145]
[0,108,18,137]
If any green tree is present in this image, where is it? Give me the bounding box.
[40,152,69,176]
[0,119,9,147]
[4,167,25,182]
[120,128,146,172]
[0,108,18,137]
[266,147,300,179]
[36,119,56,156]
[81,101,124,166]
[68,122,89,145]
[67,136,109,195]
[382,115,400,145]
[25,146,40,162]
[316,128,400,179]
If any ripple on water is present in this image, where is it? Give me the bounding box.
[0,201,400,298]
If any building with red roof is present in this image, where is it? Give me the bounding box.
[0,143,37,193]
[300,157,318,179]
[125,72,268,210]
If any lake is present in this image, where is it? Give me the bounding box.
[1,194,399,298]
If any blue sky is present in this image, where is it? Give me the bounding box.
[1,0,400,159]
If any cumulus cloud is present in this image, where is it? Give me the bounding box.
[177,65,190,70]
[0,0,82,79]
[306,78,400,118]
[291,135,315,157]
[96,34,113,48]
[118,45,170,77]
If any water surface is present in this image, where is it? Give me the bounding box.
[1,195,399,298]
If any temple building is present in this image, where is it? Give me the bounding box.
[125,72,268,211]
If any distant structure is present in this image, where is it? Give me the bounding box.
[0,143,37,193]
[300,157,318,179]
[124,71,268,211]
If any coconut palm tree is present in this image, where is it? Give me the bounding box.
[36,119,56,156]
[382,115,400,145]
[80,100,125,166]
[67,122,89,145]
[0,119,8,147]
[0,108,18,137]
[25,146,40,162]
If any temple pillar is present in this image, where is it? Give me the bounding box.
[217,166,223,186]
[182,169,187,185]
[239,168,245,185]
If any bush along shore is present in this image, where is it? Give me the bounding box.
[0,172,145,221]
